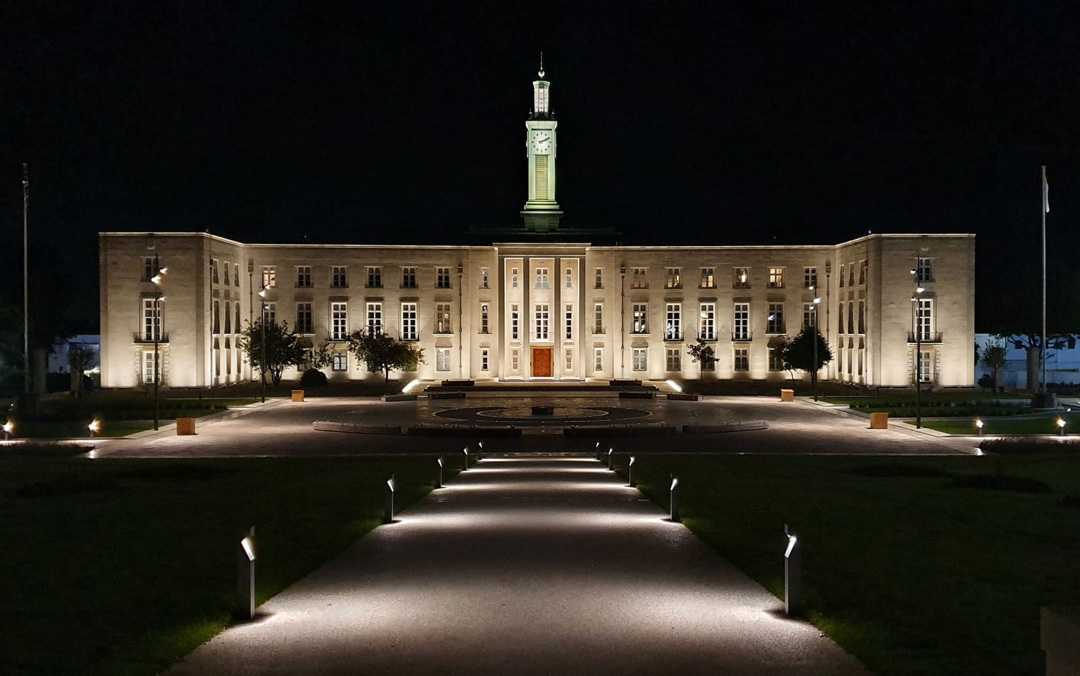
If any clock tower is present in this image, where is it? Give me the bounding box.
[521,55,563,231]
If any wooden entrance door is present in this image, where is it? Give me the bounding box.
[531,347,552,377]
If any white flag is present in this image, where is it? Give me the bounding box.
[1043,165,1050,214]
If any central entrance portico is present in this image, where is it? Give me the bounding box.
[531,347,552,377]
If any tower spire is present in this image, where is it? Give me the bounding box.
[538,50,545,78]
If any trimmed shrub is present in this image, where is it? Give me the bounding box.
[979,438,1080,455]
[300,369,329,388]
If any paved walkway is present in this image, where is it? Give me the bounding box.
[96,395,973,458]
[168,456,867,675]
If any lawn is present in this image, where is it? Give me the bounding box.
[0,452,461,676]
[616,453,1080,676]
[922,412,1080,436]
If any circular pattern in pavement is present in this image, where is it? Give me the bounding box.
[435,406,650,426]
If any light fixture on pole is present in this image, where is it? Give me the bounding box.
[462,446,470,471]
[1056,417,1067,436]
[975,418,984,436]
[383,474,396,523]
[435,456,444,488]
[627,455,637,487]
[151,256,167,430]
[237,526,256,620]
[2,419,14,440]
[607,447,614,471]
[811,288,821,401]
[88,418,101,438]
[784,524,802,616]
[257,286,269,403]
[669,475,681,522]
[910,267,924,429]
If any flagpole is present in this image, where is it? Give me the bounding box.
[21,163,30,396]
[1041,165,1047,396]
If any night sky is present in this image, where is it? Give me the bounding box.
[4,2,1080,333]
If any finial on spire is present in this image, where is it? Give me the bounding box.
[538,50,545,78]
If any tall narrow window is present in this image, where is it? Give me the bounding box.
[768,347,785,371]
[366,302,382,335]
[564,304,573,340]
[804,266,818,289]
[565,268,573,289]
[510,304,520,341]
[296,302,313,334]
[224,302,231,333]
[535,304,550,340]
[631,267,648,289]
[803,303,815,330]
[222,263,230,286]
[436,303,451,334]
[401,266,417,288]
[511,267,520,288]
[594,347,603,372]
[700,267,715,289]
[143,257,156,282]
[858,260,867,285]
[213,300,220,334]
[436,348,450,372]
[142,351,158,384]
[767,303,785,334]
[366,266,382,288]
[480,348,490,372]
[594,267,603,289]
[916,257,933,282]
[593,303,604,334]
[535,267,550,289]
[918,350,932,382]
[665,303,681,340]
[848,264,855,287]
[233,263,240,287]
[917,299,933,341]
[296,265,312,288]
[632,303,648,334]
[480,303,490,334]
[666,348,681,372]
[480,268,490,289]
[699,303,715,340]
[262,303,276,325]
[330,302,348,340]
[734,348,749,372]
[436,267,451,289]
[261,265,276,288]
[733,303,750,341]
[839,264,846,287]
[401,303,418,340]
[212,259,220,284]
[838,302,845,333]
[511,349,520,371]
[665,267,681,289]
[143,298,162,341]
[331,266,347,288]
[632,347,647,371]
[858,301,865,334]
[768,267,784,288]
[235,302,241,333]
[564,349,573,371]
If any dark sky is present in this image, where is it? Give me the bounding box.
[3,1,1080,332]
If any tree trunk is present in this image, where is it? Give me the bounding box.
[1026,347,1040,392]
[384,367,390,383]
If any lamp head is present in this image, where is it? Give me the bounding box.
[1057,417,1067,428]
[2,420,13,434]
[975,418,984,429]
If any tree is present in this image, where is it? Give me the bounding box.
[237,320,308,386]
[980,342,1007,391]
[781,327,832,380]
[686,338,716,373]
[348,330,425,382]
[993,332,1076,392]
[68,344,97,398]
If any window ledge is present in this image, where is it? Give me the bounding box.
[664,337,684,342]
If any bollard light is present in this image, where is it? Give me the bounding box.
[627,455,637,487]
[383,474,396,523]
[975,418,984,436]
[669,475,681,522]
[435,456,444,489]
[462,446,470,471]
[1057,417,1067,436]
[2,419,13,440]
[236,526,256,620]
[784,524,802,617]
[607,447,615,471]
[88,418,101,438]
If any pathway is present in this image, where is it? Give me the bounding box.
[168,455,867,675]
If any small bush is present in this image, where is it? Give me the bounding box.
[300,369,329,388]
[977,374,995,390]
[979,438,1080,455]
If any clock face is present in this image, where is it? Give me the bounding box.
[531,130,552,154]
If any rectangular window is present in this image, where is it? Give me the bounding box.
[262,302,276,326]
[143,257,156,282]
[480,303,490,334]
[768,267,784,288]
[233,263,240,287]
[366,266,382,288]
[261,265,276,288]
[767,303,785,334]
[511,349,520,371]
[481,348,490,372]
[593,303,604,334]
[565,268,573,289]
[632,303,648,334]
[768,347,785,371]
[211,258,220,284]
[858,349,864,376]
[399,266,416,289]
[222,262,230,286]
[142,351,159,384]
[838,302,845,333]
[666,347,681,372]
[804,266,818,289]
[665,267,682,289]
[594,267,603,289]
[699,303,715,340]
[296,302,313,334]
[213,300,220,334]
[632,347,647,372]
[848,303,854,334]
[332,353,347,372]
[848,264,855,287]
[700,267,715,289]
[734,348,749,372]
[296,265,312,288]
[143,298,161,341]
[564,304,574,340]
[631,267,648,289]
[859,260,867,285]
[839,264,846,287]
[803,303,815,331]
[535,267,550,289]
[510,304,520,341]
[733,267,750,288]
[480,268,490,289]
[564,349,573,372]
[594,347,603,373]
[858,301,865,334]
[224,302,232,333]
[401,303,418,341]
[331,266,347,288]
[330,302,348,340]
[511,267,520,288]
[366,302,382,335]
[437,348,451,372]
[918,350,932,383]
[917,298,933,341]
[916,257,933,283]
[665,303,681,340]
[733,303,750,340]
[436,266,451,289]
[436,303,451,334]
[535,304,550,340]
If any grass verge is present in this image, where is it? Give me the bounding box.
[614,453,1080,676]
[0,453,460,676]
[922,412,1080,436]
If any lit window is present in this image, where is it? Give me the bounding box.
[142,351,159,384]
[768,267,784,288]
[261,265,276,288]
[436,303,451,334]
[916,299,933,341]
[803,303,815,331]
[733,267,750,288]
[330,302,348,340]
[142,298,162,341]
[665,303,681,340]
[564,304,573,340]
[401,303,417,341]
[803,267,817,289]
[665,267,681,289]
[631,267,648,289]
[332,353,347,371]
[632,347,647,372]
[535,267,550,289]
[767,303,785,334]
[480,303,490,334]
[436,348,450,371]
[699,303,715,340]
[331,266,347,288]
[534,304,550,340]
[632,303,648,334]
[366,302,382,335]
[700,267,715,289]
[436,266,451,289]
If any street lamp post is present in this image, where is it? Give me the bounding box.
[910,266,925,429]
[150,258,168,430]
[258,286,269,403]
[810,287,821,401]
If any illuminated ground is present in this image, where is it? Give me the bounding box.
[93,395,975,457]
[166,456,867,675]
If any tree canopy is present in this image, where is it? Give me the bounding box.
[782,327,832,376]
[348,330,424,382]
[237,319,307,386]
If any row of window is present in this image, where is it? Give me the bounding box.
[629,266,819,290]
[257,265,464,290]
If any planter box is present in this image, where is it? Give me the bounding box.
[869,412,889,429]
[780,389,795,402]
[176,417,197,435]
[291,389,304,402]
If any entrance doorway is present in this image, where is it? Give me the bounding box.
[531,347,552,377]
